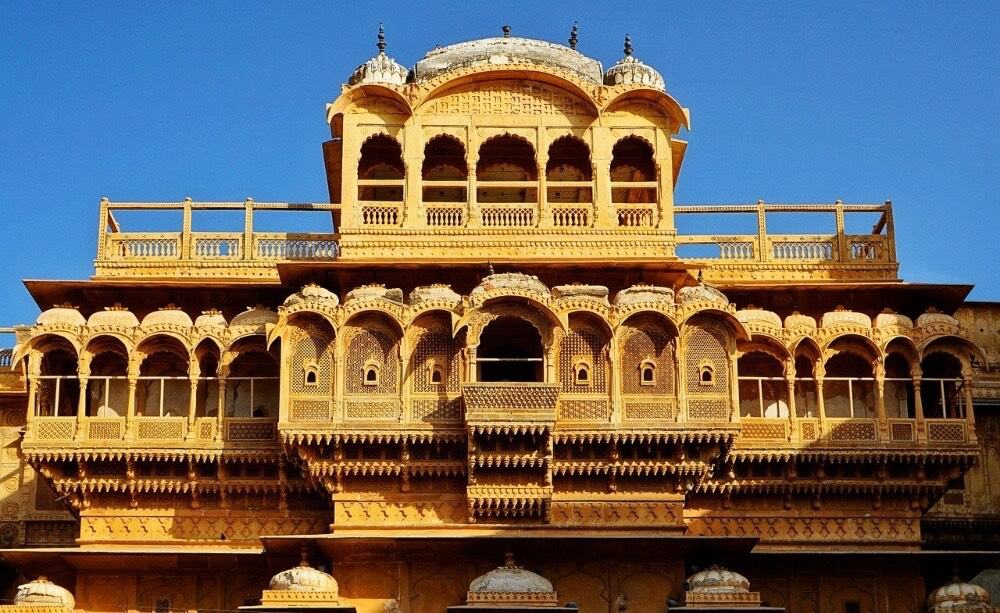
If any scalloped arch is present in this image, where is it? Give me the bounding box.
[413,66,601,115]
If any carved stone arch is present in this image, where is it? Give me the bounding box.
[284,308,338,334]
[423,133,469,180]
[344,307,406,338]
[408,311,462,393]
[738,336,792,376]
[414,69,601,117]
[18,332,81,367]
[823,333,882,366]
[82,334,131,377]
[558,312,611,394]
[678,308,751,342]
[602,89,690,131]
[463,301,556,349]
[617,311,677,396]
[919,335,987,375]
[682,314,733,396]
[287,314,336,397]
[884,336,920,375]
[328,83,413,118]
[342,312,402,395]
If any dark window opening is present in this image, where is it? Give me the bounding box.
[305,370,318,385]
[477,316,544,382]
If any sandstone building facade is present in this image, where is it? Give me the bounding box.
[0,27,998,613]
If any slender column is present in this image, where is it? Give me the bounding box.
[25,355,40,439]
[655,129,675,232]
[125,377,137,441]
[215,377,227,442]
[785,372,797,442]
[834,200,847,261]
[76,375,89,438]
[243,198,254,260]
[912,375,926,443]
[815,362,827,432]
[401,122,423,228]
[467,347,478,383]
[537,163,549,228]
[756,200,767,262]
[186,377,198,440]
[592,125,612,229]
[181,196,193,259]
[398,335,410,422]
[964,376,976,442]
[874,360,887,441]
[608,344,621,424]
[675,341,687,423]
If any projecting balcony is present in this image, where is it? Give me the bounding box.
[462,383,560,427]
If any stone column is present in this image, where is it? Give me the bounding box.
[125,377,138,441]
[912,374,926,443]
[964,376,976,442]
[215,377,227,442]
[815,362,827,433]
[785,370,797,442]
[76,374,89,438]
[874,360,888,441]
[25,356,39,439]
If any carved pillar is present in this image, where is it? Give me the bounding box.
[834,200,847,261]
[181,196,193,259]
[125,377,138,441]
[608,343,621,424]
[76,374,89,438]
[874,359,887,441]
[466,346,478,384]
[675,339,687,423]
[756,200,767,263]
[402,123,423,228]
[537,163,549,228]
[913,375,926,443]
[398,335,409,422]
[785,370,797,442]
[592,125,612,229]
[215,376,227,442]
[964,376,976,442]
[243,198,255,261]
[186,377,199,440]
[815,362,826,432]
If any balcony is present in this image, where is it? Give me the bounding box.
[94,199,340,279]
[738,416,973,447]
[462,383,559,426]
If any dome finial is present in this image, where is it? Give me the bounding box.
[502,24,511,38]
[624,34,633,57]
[503,551,519,568]
[568,22,579,50]
[299,545,310,567]
[377,22,386,53]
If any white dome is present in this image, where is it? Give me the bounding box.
[820,307,871,329]
[736,308,782,329]
[141,306,194,328]
[409,284,461,305]
[470,554,554,594]
[552,284,609,301]
[345,284,404,304]
[614,284,674,306]
[874,310,914,329]
[36,306,85,327]
[413,33,604,85]
[230,306,278,328]
[87,305,139,328]
[15,577,75,609]
[687,566,751,594]
[927,579,992,610]
[917,309,961,329]
[194,309,227,327]
[269,561,339,594]
[349,25,408,86]
[603,36,665,91]
[678,283,729,306]
[284,284,340,308]
[784,312,817,330]
[472,272,549,298]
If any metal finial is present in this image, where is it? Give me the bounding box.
[377,23,386,53]
[697,269,704,284]
[568,22,578,50]
[487,261,495,276]
[502,25,511,38]
[623,34,633,57]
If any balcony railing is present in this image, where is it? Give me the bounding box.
[740,416,972,445]
[27,415,278,445]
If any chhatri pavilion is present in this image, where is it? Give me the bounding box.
[0,26,998,613]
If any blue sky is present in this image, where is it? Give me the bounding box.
[1,2,999,333]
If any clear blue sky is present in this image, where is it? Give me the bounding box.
[1,2,999,332]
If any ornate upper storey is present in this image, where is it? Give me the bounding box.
[87,28,898,284]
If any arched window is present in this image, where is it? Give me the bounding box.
[884,352,915,418]
[574,362,591,386]
[699,364,715,385]
[87,345,129,417]
[477,135,537,204]
[640,361,656,385]
[430,364,445,385]
[137,339,190,418]
[364,362,381,386]
[423,135,467,204]
[920,352,964,419]
[610,136,656,205]
[547,136,592,205]
[477,316,544,382]
[358,134,404,202]
[34,339,79,417]
[226,347,279,418]
[304,366,319,386]
[823,351,875,418]
[737,351,788,418]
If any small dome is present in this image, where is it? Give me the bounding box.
[603,36,665,91]
[472,272,549,298]
[194,309,227,328]
[917,309,961,329]
[409,284,461,306]
[784,312,817,330]
[614,284,674,306]
[36,305,86,327]
[927,578,992,611]
[820,307,871,329]
[140,305,194,328]
[687,566,751,594]
[284,284,340,308]
[349,25,408,86]
[269,559,338,594]
[345,284,405,304]
[874,310,914,330]
[88,305,140,328]
[552,284,609,302]
[230,306,278,328]
[413,33,604,85]
[470,554,554,594]
[678,283,729,306]
[15,576,75,609]
[736,308,782,329]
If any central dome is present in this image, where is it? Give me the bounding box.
[469,553,555,595]
[413,35,604,85]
